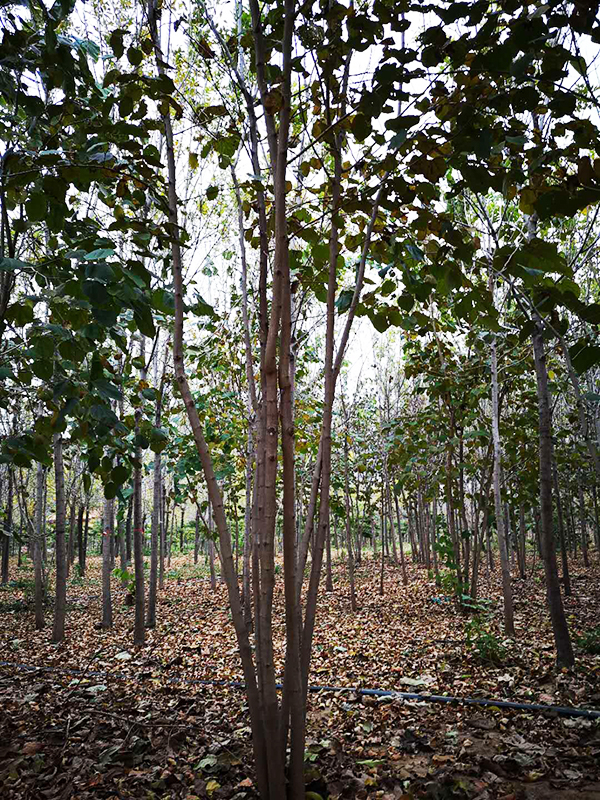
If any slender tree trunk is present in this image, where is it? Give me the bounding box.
[552,456,571,597]
[118,501,128,587]
[470,503,482,600]
[532,323,574,668]
[517,505,527,579]
[76,503,84,575]
[325,519,333,591]
[194,507,200,565]
[388,482,398,566]
[34,461,45,630]
[159,486,165,589]
[578,478,590,567]
[344,430,356,612]
[125,494,133,565]
[394,492,408,586]
[52,434,67,643]
[102,497,113,628]
[147,443,162,626]
[431,495,438,576]
[82,501,90,576]
[133,336,146,647]
[490,318,515,636]
[592,485,600,551]
[67,499,76,577]
[379,495,385,596]
[1,468,12,583]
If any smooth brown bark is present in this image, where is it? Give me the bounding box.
[101,497,113,629]
[133,336,146,647]
[490,327,515,636]
[532,324,574,668]
[1,468,12,583]
[52,434,67,643]
[34,461,45,630]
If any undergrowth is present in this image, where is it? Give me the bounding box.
[576,626,600,655]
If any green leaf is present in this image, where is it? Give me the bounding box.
[405,242,424,262]
[85,248,115,260]
[569,341,600,375]
[111,465,129,485]
[94,379,123,402]
[133,302,156,338]
[134,433,149,449]
[0,258,32,273]
[351,114,371,142]
[25,193,47,222]
[150,426,169,453]
[109,29,125,58]
[5,302,34,326]
[127,46,143,66]
[335,289,354,314]
[90,404,119,427]
[206,185,219,200]
[31,359,53,382]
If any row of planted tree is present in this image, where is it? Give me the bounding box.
[2,322,598,652]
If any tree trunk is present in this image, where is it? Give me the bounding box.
[159,485,165,589]
[147,437,162,626]
[552,457,571,597]
[133,336,146,647]
[517,503,527,578]
[77,503,84,575]
[532,323,574,668]
[1,468,12,584]
[194,507,200,565]
[344,430,356,612]
[125,494,133,565]
[325,519,333,592]
[34,461,45,630]
[578,478,590,567]
[490,319,515,636]
[118,500,128,587]
[52,434,67,642]
[102,497,113,628]
[67,499,76,576]
[393,492,408,586]
[82,501,90,576]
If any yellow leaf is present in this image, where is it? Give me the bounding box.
[206,779,220,796]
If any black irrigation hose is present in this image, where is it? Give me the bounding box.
[1,660,599,720]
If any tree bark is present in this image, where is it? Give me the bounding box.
[490,327,515,636]
[552,455,571,597]
[102,496,113,628]
[532,323,574,667]
[34,461,45,630]
[1,468,12,583]
[578,478,590,567]
[133,335,146,647]
[52,434,67,642]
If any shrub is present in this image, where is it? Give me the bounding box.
[576,626,600,655]
[465,617,507,665]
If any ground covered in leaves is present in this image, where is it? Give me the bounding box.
[1,552,599,799]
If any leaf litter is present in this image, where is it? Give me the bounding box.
[1,554,599,799]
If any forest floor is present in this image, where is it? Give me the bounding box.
[0,552,599,800]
